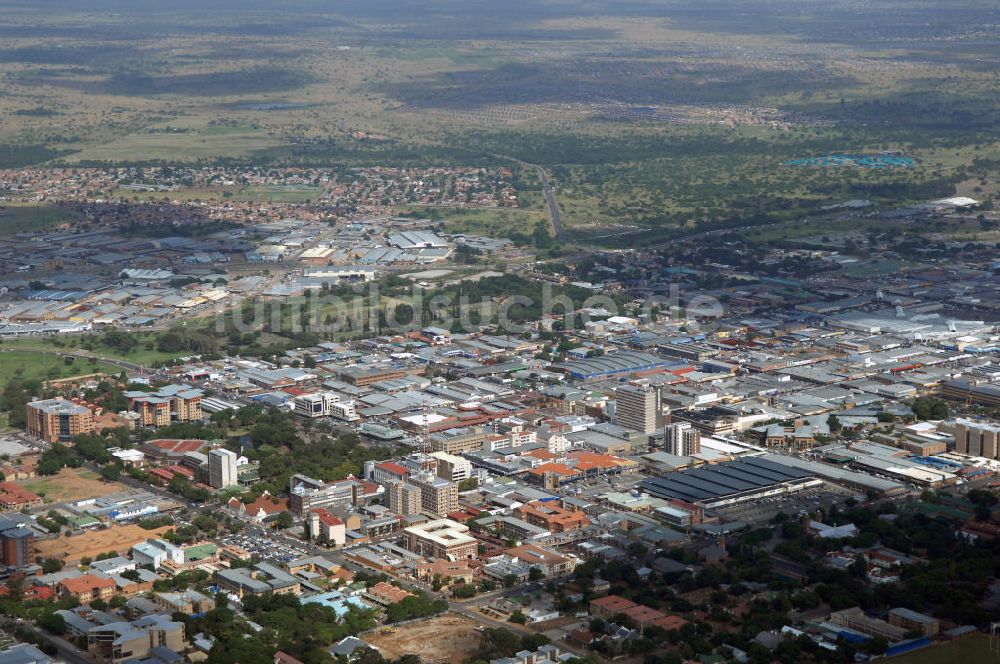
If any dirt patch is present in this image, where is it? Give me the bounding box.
[35,524,172,564]
[363,613,485,663]
[18,467,127,504]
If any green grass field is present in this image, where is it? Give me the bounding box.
[887,635,992,664]
[0,350,120,384]
[0,203,79,236]
[0,335,191,368]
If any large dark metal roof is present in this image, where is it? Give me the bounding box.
[639,457,813,503]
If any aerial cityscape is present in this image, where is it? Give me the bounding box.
[0,1,998,664]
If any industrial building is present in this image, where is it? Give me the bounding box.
[638,457,822,509]
[552,352,679,380]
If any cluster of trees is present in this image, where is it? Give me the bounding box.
[155,328,222,356]
[384,592,448,623]
[910,396,949,421]
[36,443,83,476]
[167,475,211,503]
[0,375,47,429]
[244,427,392,498]
[36,428,131,476]
[571,488,1000,664]
[202,593,377,664]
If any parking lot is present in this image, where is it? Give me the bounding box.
[712,484,859,524]
[222,530,310,563]
[561,471,650,499]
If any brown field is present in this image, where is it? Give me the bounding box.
[35,524,172,564]
[18,467,127,504]
[363,613,485,663]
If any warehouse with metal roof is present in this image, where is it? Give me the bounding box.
[552,352,680,380]
[638,457,822,508]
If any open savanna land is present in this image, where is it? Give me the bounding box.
[0,0,995,244]
[0,349,122,385]
[397,205,549,241]
[18,467,127,504]
[65,123,284,164]
[0,203,80,236]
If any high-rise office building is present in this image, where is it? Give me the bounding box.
[385,480,422,516]
[615,382,659,434]
[0,516,34,568]
[429,451,472,482]
[287,474,354,516]
[410,471,459,517]
[208,448,239,489]
[664,422,701,456]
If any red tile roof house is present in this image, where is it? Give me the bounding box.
[365,581,414,606]
[228,491,289,524]
[590,595,689,632]
[308,509,346,548]
[590,595,637,618]
[274,653,305,664]
[59,574,116,603]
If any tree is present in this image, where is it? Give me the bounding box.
[275,511,294,529]
[39,612,65,635]
[41,558,63,574]
[208,636,273,664]
[509,610,527,624]
[101,464,121,482]
[528,567,545,582]
[452,583,477,599]
[911,397,948,421]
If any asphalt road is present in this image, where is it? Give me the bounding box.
[0,618,93,664]
[534,166,566,242]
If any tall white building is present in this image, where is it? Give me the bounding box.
[430,451,472,482]
[208,448,239,489]
[615,382,660,434]
[664,422,701,456]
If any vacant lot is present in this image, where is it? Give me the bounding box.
[35,523,172,563]
[888,635,992,664]
[19,467,126,504]
[363,613,485,663]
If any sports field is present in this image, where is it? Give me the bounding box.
[887,635,993,664]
